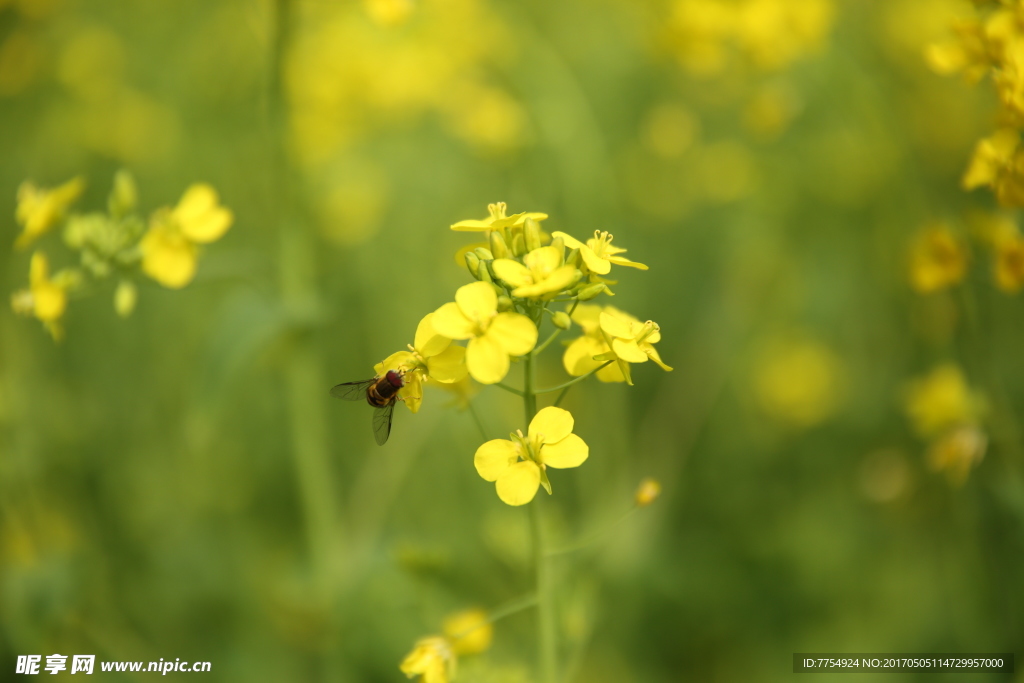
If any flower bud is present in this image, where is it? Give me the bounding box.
[576,282,607,301]
[115,280,138,318]
[511,231,527,257]
[551,311,572,329]
[473,247,494,261]
[565,247,581,268]
[635,478,661,507]
[489,231,511,259]
[108,170,138,219]
[465,251,482,278]
[477,260,495,283]
[497,295,513,311]
[524,217,543,252]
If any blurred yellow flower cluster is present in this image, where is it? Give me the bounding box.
[10,172,232,339]
[400,608,493,683]
[665,0,835,76]
[905,364,988,483]
[929,1,1024,207]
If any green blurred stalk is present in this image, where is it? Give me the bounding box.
[268,0,343,595]
[524,349,557,683]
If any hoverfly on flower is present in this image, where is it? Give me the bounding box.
[330,370,406,445]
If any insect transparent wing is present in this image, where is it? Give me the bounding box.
[330,379,375,401]
[372,402,396,446]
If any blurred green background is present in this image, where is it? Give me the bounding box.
[2,0,1023,680]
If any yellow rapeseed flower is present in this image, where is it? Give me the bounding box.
[927,424,987,485]
[597,309,672,383]
[374,313,468,413]
[11,252,70,340]
[450,201,547,232]
[561,304,628,383]
[905,364,985,438]
[431,282,537,384]
[552,230,648,275]
[635,478,662,507]
[399,636,455,683]
[925,19,990,82]
[14,176,85,249]
[908,224,967,293]
[962,129,1024,206]
[994,233,1024,292]
[474,406,589,506]
[442,609,493,656]
[141,184,233,289]
[491,246,578,299]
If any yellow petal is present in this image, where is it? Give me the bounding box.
[374,350,415,376]
[432,302,476,340]
[415,312,451,358]
[599,310,635,339]
[174,184,233,243]
[578,244,611,275]
[511,265,578,298]
[467,335,510,384]
[496,461,541,506]
[427,344,468,383]
[529,406,574,444]
[451,219,494,231]
[443,609,493,656]
[563,336,607,376]
[643,343,673,371]
[140,224,198,289]
[541,433,588,469]
[569,303,603,335]
[612,338,649,363]
[596,360,627,383]
[523,245,562,272]
[491,258,533,287]
[607,254,649,270]
[400,372,423,413]
[551,230,584,250]
[456,281,498,322]
[487,313,537,357]
[474,438,520,481]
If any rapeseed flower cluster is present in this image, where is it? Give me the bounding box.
[355,202,669,679]
[10,172,232,339]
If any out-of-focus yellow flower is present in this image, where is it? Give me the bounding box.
[925,19,990,82]
[11,252,71,340]
[905,364,985,438]
[994,233,1024,291]
[374,313,468,413]
[552,230,647,275]
[752,334,843,428]
[399,636,455,683]
[492,246,578,299]
[141,183,233,288]
[635,478,662,507]
[928,424,987,484]
[962,129,1024,206]
[474,406,589,506]
[114,280,137,318]
[364,0,415,26]
[442,83,527,155]
[908,224,968,293]
[432,282,537,384]
[442,609,492,656]
[450,202,547,232]
[14,177,85,249]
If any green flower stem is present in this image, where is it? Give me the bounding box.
[534,327,563,357]
[523,350,555,683]
[449,593,539,641]
[546,505,639,557]
[269,0,342,596]
[494,381,525,397]
[538,360,614,395]
[467,399,491,442]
